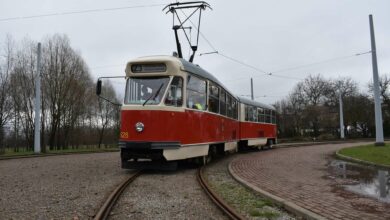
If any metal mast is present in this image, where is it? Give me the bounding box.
[369,14,384,146]
[34,43,42,153]
[339,93,345,139]
[251,78,254,100]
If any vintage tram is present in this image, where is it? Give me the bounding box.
[102,55,277,169]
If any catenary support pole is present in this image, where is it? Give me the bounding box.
[369,14,384,146]
[34,43,41,153]
[250,78,254,100]
[339,93,345,139]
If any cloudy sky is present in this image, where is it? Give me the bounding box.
[1,0,389,104]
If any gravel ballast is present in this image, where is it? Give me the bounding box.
[0,152,132,219]
[110,164,227,220]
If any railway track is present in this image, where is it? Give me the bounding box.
[197,165,245,220]
[94,170,142,220]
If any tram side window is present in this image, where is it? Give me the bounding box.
[258,108,265,123]
[208,82,220,113]
[245,105,256,122]
[251,105,257,122]
[227,95,233,118]
[232,99,238,119]
[245,105,249,121]
[186,75,206,110]
[165,77,183,107]
[220,90,227,116]
[265,109,271,123]
[271,110,277,124]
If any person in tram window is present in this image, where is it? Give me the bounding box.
[141,85,150,100]
[194,102,203,110]
[194,93,206,110]
[190,96,203,110]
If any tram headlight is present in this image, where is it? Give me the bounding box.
[135,122,144,132]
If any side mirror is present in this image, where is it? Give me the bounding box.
[96,80,102,95]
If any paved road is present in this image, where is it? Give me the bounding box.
[230,143,390,220]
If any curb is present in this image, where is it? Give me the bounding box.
[0,149,119,161]
[228,161,326,220]
[276,139,373,149]
[335,150,390,170]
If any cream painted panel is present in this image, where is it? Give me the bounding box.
[224,142,237,152]
[163,145,209,161]
[248,138,267,146]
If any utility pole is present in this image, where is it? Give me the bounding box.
[34,43,41,153]
[339,93,345,139]
[250,78,254,100]
[369,14,384,146]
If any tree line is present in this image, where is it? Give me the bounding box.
[0,34,120,153]
[274,74,390,140]
[1,34,387,151]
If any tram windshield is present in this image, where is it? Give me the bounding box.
[124,77,170,105]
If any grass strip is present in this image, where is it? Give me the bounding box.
[338,144,390,166]
[207,175,281,219]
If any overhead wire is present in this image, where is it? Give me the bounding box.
[269,51,371,74]
[0,4,166,22]
[179,10,373,83]
[5,3,373,85]
[180,10,288,81]
[179,10,303,81]
[217,52,303,80]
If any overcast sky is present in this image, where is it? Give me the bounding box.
[1,0,389,104]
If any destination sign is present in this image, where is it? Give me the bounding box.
[131,63,167,73]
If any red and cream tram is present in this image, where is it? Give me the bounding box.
[111,55,276,169]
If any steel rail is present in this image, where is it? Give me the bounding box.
[94,170,142,220]
[197,166,245,220]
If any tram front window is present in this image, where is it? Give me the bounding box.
[124,77,169,105]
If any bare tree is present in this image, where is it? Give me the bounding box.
[328,77,358,104]
[368,74,390,102]
[1,34,121,152]
[301,74,331,106]
[0,36,15,153]
[302,74,333,136]
[343,94,374,137]
[288,83,306,136]
[8,38,38,150]
[41,34,94,149]
[274,73,381,139]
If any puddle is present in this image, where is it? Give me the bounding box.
[328,160,390,203]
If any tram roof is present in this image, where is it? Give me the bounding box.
[180,58,275,111]
[237,97,276,110]
[130,55,237,97]
[179,58,237,96]
[129,55,275,110]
